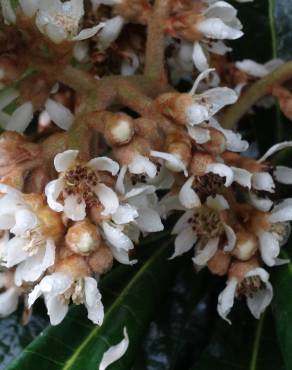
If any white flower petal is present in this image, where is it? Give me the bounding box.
[258,141,292,163]
[192,237,219,266]
[0,288,18,317]
[258,231,280,267]
[200,87,238,115]
[231,166,252,188]
[179,176,201,209]
[115,165,127,194]
[3,237,28,268]
[1,0,16,24]
[84,277,104,325]
[170,227,197,259]
[45,179,64,212]
[187,126,210,144]
[5,102,33,133]
[45,99,73,130]
[185,104,209,126]
[204,1,237,22]
[11,208,38,235]
[249,193,273,212]
[88,157,119,175]
[274,166,292,184]
[150,150,187,176]
[98,16,125,50]
[112,204,138,224]
[102,222,134,251]
[245,268,273,319]
[223,223,236,252]
[269,198,292,223]
[109,245,137,265]
[128,154,157,178]
[206,194,229,211]
[172,210,194,234]
[54,150,79,172]
[135,208,164,233]
[99,327,129,370]
[206,163,234,186]
[46,295,69,325]
[19,0,39,17]
[197,18,243,40]
[217,277,238,324]
[14,240,55,286]
[192,42,209,72]
[95,183,119,216]
[64,195,86,221]
[235,60,268,78]
[73,22,105,41]
[124,185,156,200]
[252,172,275,193]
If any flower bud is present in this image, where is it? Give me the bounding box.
[55,255,90,279]
[231,230,258,261]
[200,128,226,155]
[104,113,134,146]
[228,257,259,281]
[66,221,101,255]
[88,243,113,274]
[156,92,194,125]
[189,152,215,176]
[165,131,192,171]
[24,194,65,241]
[208,249,231,276]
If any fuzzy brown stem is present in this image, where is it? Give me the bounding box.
[220,61,292,128]
[221,61,292,129]
[144,0,171,83]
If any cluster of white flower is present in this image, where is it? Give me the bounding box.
[0,0,291,336]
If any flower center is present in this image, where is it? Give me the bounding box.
[188,207,223,238]
[64,164,100,207]
[236,275,265,299]
[192,173,225,200]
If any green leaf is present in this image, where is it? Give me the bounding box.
[0,305,48,370]
[131,262,212,370]
[7,240,174,370]
[272,247,292,369]
[194,308,284,370]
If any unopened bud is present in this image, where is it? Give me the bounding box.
[189,152,215,176]
[208,249,231,276]
[165,131,192,170]
[200,128,226,155]
[156,92,193,125]
[66,221,101,255]
[228,257,259,281]
[55,255,90,279]
[231,230,258,261]
[88,243,113,274]
[104,113,134,146]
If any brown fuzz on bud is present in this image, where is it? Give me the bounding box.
[156,92,194,125]
[23,194,65,241]
[200,128,226,155]
[189,152,215,176]
[55,255,90,279]
[112,136,152,167]
[228,257,259,281]
[165,131,192,170]
[88,243,113,274]
[135,118,162,147]
[208,249,231,276]
[66,221,101,255]
[231,230,258,261]
[104,112,135,146]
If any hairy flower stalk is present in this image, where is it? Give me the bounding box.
[0,2,292,362]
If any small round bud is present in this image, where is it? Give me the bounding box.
[88,243,113,274]
[66,221,101,255]
[104,113,134,146]
[208,249,231,276]
[200,128,226,155]
[231,230,258,261]
[189,152,215,176]
[228,257,259,281]
[56,255,90,279]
